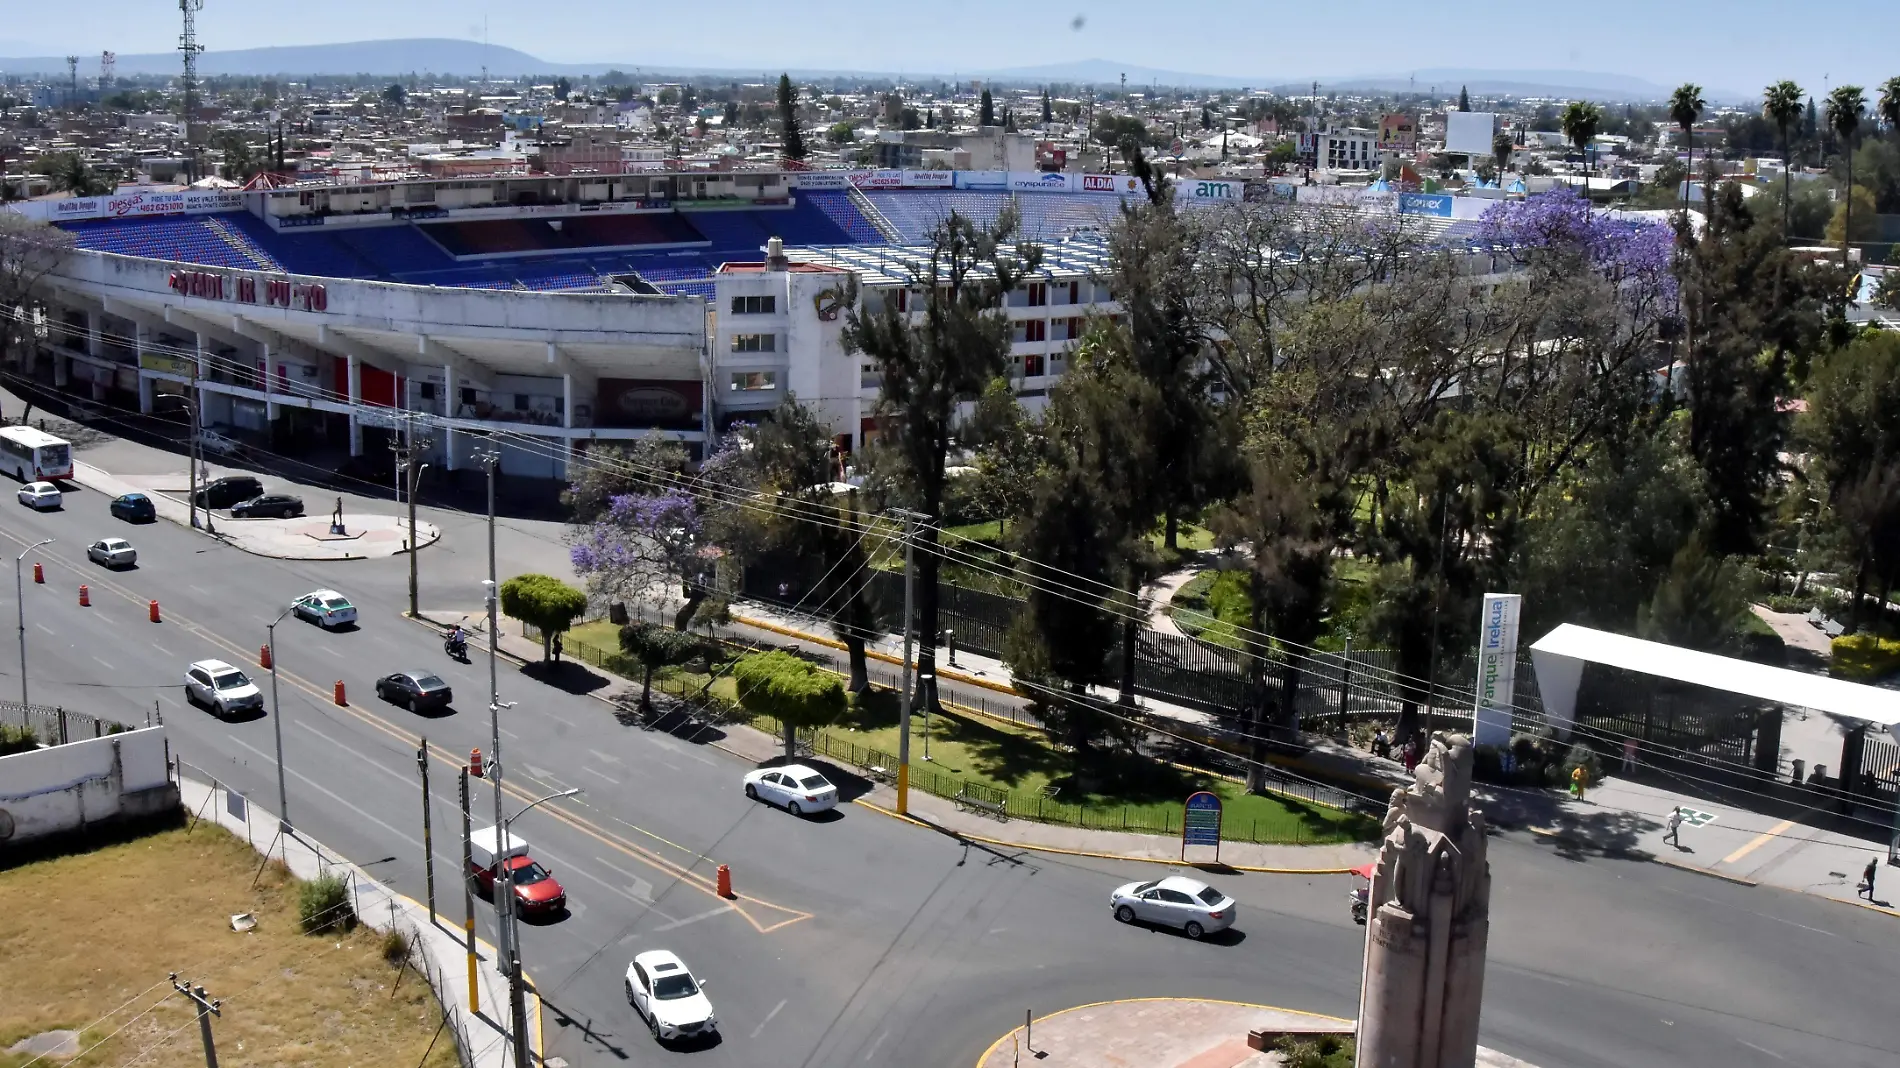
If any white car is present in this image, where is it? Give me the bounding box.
[184,658,265,718]
[292,589,358,629]
[17,481,60,510]
[742,763,839,815]
[86,538,137,568]
[624,950,716,1042]
[1109,875,1238,940]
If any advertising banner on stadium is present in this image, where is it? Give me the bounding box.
[1174,178,1242,201]
[1010,171,1074,193]
[956,170,1009,190]
[1472,592,1521,746]
[794,172,852,190]
[1398,192,1454,217]
[1082,173,1142,195]
[901,170,954,188]
[36,189,247,223]
[849,170,906,190]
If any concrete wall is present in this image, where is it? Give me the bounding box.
[0,727,176,846]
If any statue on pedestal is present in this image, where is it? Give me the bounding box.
[1355,732,1491,1068]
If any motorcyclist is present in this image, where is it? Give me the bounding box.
[447,624,467,655]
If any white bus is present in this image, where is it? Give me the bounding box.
[0,426,74,482]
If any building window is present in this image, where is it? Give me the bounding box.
[1027,282,1048,307]
[1024,353,1045,377]
[731,333,776,353]
[729,371,777,391]
[730,295,776,315]
[1023,319,1046,342]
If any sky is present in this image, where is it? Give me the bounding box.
[9,1,1900,99]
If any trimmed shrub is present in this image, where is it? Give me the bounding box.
[0,724,39,756]
[1831,633,1900,680]
[298,872,355,934]
[733,650,847,757]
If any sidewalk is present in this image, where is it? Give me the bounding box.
[69,458,440,562]
[175,770,540,1068]
[972,998,1538,1068]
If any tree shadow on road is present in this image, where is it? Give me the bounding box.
[519,659,610,696]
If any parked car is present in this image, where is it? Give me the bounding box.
[232,494,304,519]
[198,429,245,458]
[109,492,156,522]
[625,950,717,1043]
[17,481,60,510]
[742,763,839,815]
[86,538,137,568]
[292,589,357,629]
[184,659,264,718]
[1109,875,1237,940]
[375,671,452,712]
[193,475,264,509]
[467,826,567,916]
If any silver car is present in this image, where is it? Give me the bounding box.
[87,538,137,568]
[184,659,264,718]
[1109,874,1237,939]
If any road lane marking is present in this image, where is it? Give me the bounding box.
[582,766,619,785]
[222,733,421,849]
[590,856,655,902]
[92,655,115,671]
[749,998,787,1039]
[0,525,812,935]
[499,726,519,740]
[588,748,622,764]
[863,1029,889,1062]
[650,904,734,932]
[1722,817,1798,866]
[35,623,52,635]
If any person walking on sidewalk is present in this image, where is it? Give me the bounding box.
[1570,763,1589,803]
[1663,806,1683,848]
[1861,857,1879,900]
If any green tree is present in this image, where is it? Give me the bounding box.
[733,650,846,758]
[1637,537,1750,653]
[1801,331,1900,627]
[1880,76,1900,140]
[843,209,1038,706]
[1041,87,1052,124]
[381,82,406,114]
[965,378,1042,540]
[618,622,701,710]
[1825,84,1866,268]
[552,76,572,101]
[1669,83,1705,217]
[1826,183,1879,250]
[42,152,109,196]
[979,88,995,127]
[778,73,806,161]
[1560,100,1602,180]
[1492,130,1514,173]
[1457,85,1470,112]
[827,120,856,144]
[499,574,590,662]
[1763,80,1805,236]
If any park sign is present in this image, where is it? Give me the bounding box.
[1181,790,1222,862]
[1472,593,1521,747]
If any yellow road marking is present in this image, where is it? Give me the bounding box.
[1722,817,1797,866]
[3,527,811,934]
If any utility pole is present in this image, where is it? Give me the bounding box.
[460,766,477,1015]
[169,975,220,1068]
[16,539,52,707]
[418,738,436,926]
[393,425,432,617]
[889,508,925,815]
[478,448,524,1060]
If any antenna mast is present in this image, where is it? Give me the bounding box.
[179,0,206,179]
[100,51,117,91]
[66,56,78,109]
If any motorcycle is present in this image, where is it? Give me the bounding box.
[1350,862,1373,925]
[445,618,470,661]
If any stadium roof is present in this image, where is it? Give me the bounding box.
[1529,623,1900,739]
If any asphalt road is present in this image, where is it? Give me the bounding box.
[3,478,1897,1068]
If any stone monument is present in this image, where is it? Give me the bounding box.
[1355,732,1492,1068]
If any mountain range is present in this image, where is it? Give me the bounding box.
[0,39,1723,102]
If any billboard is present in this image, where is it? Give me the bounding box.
[1081,173,1141,195]
[1175,179,1242,202]
[901,170,954,188]
[30,188,246,223]
[1397,192,1454,217]
[955,170,1009,190]
[848,170,905,190]
[1472,593,1522,746]
[794,172,851,190]
[1445,112,1498,157]
[1010,171,1074,192]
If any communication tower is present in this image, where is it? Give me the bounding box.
[179,0,206,178]
[100,51,116,90]
[66,56,78,108]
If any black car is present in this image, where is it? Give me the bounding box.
[232,494,305,519]
[109,493,156,522]
[376,672,453,712]
[194,475,265,509]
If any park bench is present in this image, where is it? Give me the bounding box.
[954,788,1009,822]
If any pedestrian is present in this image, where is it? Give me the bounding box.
[1861,857,1879,901]
[1622,737,1639,774]
[1570,764,1589,803]
[1372,728,1390,760]
[1663,806,1682,848]
[1402,739,1420,773]
[552,633,563,664]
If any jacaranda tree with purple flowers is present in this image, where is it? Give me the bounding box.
[570,486,718,630]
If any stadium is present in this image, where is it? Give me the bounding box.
[17,166,1502,483]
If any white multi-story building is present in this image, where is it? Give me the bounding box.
[1318,127,1380,171]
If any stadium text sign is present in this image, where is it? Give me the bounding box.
[168,270,329,312]
[47,189,245,223]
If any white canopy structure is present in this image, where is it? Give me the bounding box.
[1530,623,1900,741]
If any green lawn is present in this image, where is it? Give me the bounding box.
[1169,569,1254,653]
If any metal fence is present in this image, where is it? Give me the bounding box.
[0,698,148,748]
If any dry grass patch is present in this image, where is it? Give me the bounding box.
[0,824,458,1068]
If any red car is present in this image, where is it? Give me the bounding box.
[468,827,568,916]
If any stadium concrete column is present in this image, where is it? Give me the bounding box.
[345,354,363,456]
[135,324,154,414]
[441,362,458,471]
[262,343,279,422]
[85,310,103,359]
[561,373,575,477]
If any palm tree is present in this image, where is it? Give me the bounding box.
[1763,80,1804,237]
[1825,84,1867,268]
[1880,76,1900,139]
[1492,130,1514,175]
[1559,100,1602,196]
[1669,83,1705,217]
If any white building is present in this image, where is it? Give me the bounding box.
[1318,127,1379,171]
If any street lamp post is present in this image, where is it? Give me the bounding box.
[501,787,579,1068]
[266,602,295,833]
[15,538,53,706]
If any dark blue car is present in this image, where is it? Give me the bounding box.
[109,493,156,523]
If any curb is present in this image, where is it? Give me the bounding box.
[974,997,1350,1068]
[1524,825,1763,886]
